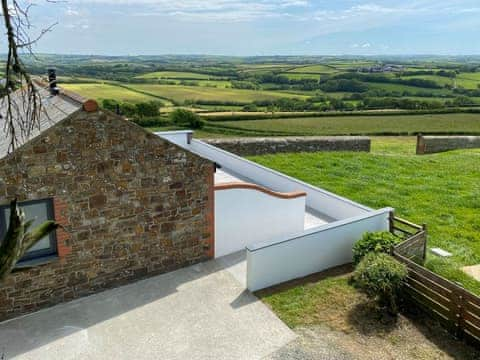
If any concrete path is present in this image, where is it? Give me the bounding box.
[0,255,295,360]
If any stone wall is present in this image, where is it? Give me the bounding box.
[0,110,214,321]
[204,136,370,156]
[416,135,480,154]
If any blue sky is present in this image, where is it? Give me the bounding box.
[15,0,480,55]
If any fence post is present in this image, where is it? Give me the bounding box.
[416,133,425,155]
[422,223,428,263]
[451,292,465,339]
[389,211,395,234]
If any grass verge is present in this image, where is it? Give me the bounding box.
[249,137,480,295]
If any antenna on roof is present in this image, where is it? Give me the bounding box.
[47,68,60,95]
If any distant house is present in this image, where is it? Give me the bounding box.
[0,80,214,321]
[358,64,404,73]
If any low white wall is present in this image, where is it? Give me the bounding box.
[155,130,193,148]
[190,139,371,220]
[215,187,306,258]
[246,208,392,291]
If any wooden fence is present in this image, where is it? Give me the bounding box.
[389,213,480,347]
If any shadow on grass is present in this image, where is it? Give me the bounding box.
[347,298,480,358]
[401,306,480,359]
[346,300,399,336]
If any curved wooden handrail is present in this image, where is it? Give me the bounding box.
[215,182,306,199]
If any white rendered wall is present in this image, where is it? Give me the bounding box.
[189,139,371,220]
[246,208,392,291]
[155,130,193,148]
[156,131,372,221]
[215,187,306,258]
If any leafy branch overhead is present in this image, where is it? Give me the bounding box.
[1,0,57,153]
[0,1,60,279]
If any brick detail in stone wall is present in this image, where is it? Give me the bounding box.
[204,136,371,156]
[416,135,480,154]
[53,197,72,258]
[0,110,214,321]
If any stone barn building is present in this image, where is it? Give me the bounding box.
[0,83,214,321]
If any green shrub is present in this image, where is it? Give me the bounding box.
[242,103,258,112]
[169,109,204,129]
[352,231,399,265]
[131,116,171,128]
[353,253,407,315]
[135,101,162,117]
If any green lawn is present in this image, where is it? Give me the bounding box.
[257,266,479,358]
[249,137,480,295]
[212,113,480,136]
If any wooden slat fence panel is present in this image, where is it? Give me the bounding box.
[389,214,480,347]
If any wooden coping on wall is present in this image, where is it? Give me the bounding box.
[214,182,306,199]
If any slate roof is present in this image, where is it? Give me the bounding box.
[0,81,84,159]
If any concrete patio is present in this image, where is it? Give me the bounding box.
[0,254,295,360]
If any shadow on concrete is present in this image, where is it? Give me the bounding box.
[0,251,248,359]
[230,289,258,309]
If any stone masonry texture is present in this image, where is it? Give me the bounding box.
[416,135,480,154]
[0,109,214,321]
[204,136,371,156]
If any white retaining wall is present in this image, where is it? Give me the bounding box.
[157,131,395,292]
[156,131,371,220]
[189,139,371,220]
[156,130,193,148]
[215,187,306,258]
[246,208,392,291]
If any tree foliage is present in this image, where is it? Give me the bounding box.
[170,109,204,129]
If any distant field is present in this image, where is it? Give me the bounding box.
[367,82,451,94]
[62,83,159,103]
[135,71,215,80]
[287,64,337,74]
[238,64,295,72]
[401,74,454,87]
[281,73,322,80]
[456,73,480,89]
[330,61,377,70]
[212,113,480,136]
[150,80,231,88]
[127,84,308,104]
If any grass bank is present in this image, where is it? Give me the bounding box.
[258,267,480,359]
[249,137,480,295]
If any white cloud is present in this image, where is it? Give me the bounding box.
[65,8,80,16]
[70,0,309,21]
[52,0,480,29]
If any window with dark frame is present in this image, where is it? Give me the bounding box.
[0,199,57,262]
